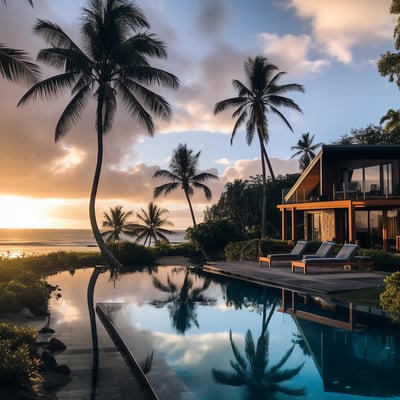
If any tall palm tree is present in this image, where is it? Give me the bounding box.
[131,201,174,246]
[0,0,39,84]
[214,56,304,238]
[290,132,321,170]
[153,143,218,227]
[101,205,135,243]
[18,0,179,267]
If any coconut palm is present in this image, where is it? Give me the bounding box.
[131,201,174,246]
[212,303,305,400]
[290,132,321,170]
[101,205,135,243]
[0,0,39,84]
[18,0,179,267]
[153,143,218,227]
[214,56,304,237]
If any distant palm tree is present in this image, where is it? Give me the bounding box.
[153,143,218,227]
[0,0,39,84]
[131,201,174,246]
[101,205,135,243]
[18,0,179,267]
[214,56,304,237]
[290,132,321,170]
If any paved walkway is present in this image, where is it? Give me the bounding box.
[203,260,389,294]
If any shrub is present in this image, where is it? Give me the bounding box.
[379,271,400,324]
[108,242,156,266]
[358,249,400,271]
[186,219,246,258]
[0,323,41,390]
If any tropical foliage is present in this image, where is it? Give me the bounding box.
[379,271,400,324]
[290,132,321,170]
[214,56,304,237]
[153,143,218,226]
[131,201,174,246]
[101,205,135,243]
[0,0,39,84]
[332,124,400,145]
[18,0,179,267]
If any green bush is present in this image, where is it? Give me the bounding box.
[186,219,246,258]
[108,241,156,266]
[379,271,400,324]
[358,249,400,271]
[0,323,41,390]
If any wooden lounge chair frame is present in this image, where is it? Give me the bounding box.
[291,244,373,274]
[259,240,309,268]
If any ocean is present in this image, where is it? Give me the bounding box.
[0,228,188,258]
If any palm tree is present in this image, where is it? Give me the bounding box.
[0,0,39,84]
[131,201,174,246]
[290,132,321,170]
[101,205,135,243]
[18,0,179,267]
[212,303,305,400]
[153,143,218,227]
[214,56,304,238]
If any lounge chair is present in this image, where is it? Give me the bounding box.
[259,240,309,268]
[302,241,336,259]
[291,243,364,274]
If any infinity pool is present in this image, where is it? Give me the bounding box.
[48,266,400,400]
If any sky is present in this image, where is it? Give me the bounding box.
[0,0,399,230]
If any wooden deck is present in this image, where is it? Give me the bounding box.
[201,260,388,295]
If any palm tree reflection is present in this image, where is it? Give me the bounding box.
[212,302,305,400]
[151,267,216,334]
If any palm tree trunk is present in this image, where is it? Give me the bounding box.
[90,108,122,268]
[261,145,275,182]
[185,190,197,226]
[258,137,267,238]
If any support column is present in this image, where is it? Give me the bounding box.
[291,208,297,242]
[348,201,356,243]
[281,209,287,241]
[382,209,388,251]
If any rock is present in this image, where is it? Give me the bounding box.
[18,308,34,319]
[47,338,66,352]
[40,351,57,369]
[39,327,55,334]
[41,371,71,390]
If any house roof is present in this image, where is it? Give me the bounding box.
[284,144,400,202]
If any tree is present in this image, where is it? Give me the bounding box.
[380,108,400,132]
[101,205,135,243]
[331,124,400,144]
[290,132,321,170]
[131,201,174,247]
[0,0,39,84]
[214,56,304,237]
[378,0,400,88]
[18,0,179,267]
[153,143,218,227]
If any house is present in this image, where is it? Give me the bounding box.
[277,144,400,250]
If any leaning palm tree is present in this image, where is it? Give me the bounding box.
[101,205,135,243]
[131,201,174,246]
[17,0,179,267]
[290,132,321,171]
[0,0,39,84]
[153,143,218,227]
[214,56,304,238]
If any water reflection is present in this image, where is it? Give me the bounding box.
[212,301,306,400]
[47,266,400,400]
[150,267,216,334]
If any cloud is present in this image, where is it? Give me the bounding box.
[196,0,231,37]
[257,33,329,76]
[286,0,394,63]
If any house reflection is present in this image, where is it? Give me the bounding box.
[279,289,400,396]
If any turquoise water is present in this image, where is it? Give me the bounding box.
[47,266,400,400]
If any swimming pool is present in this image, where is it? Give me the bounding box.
[48,266,400,400]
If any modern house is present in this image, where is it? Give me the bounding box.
[278,145,400,250]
